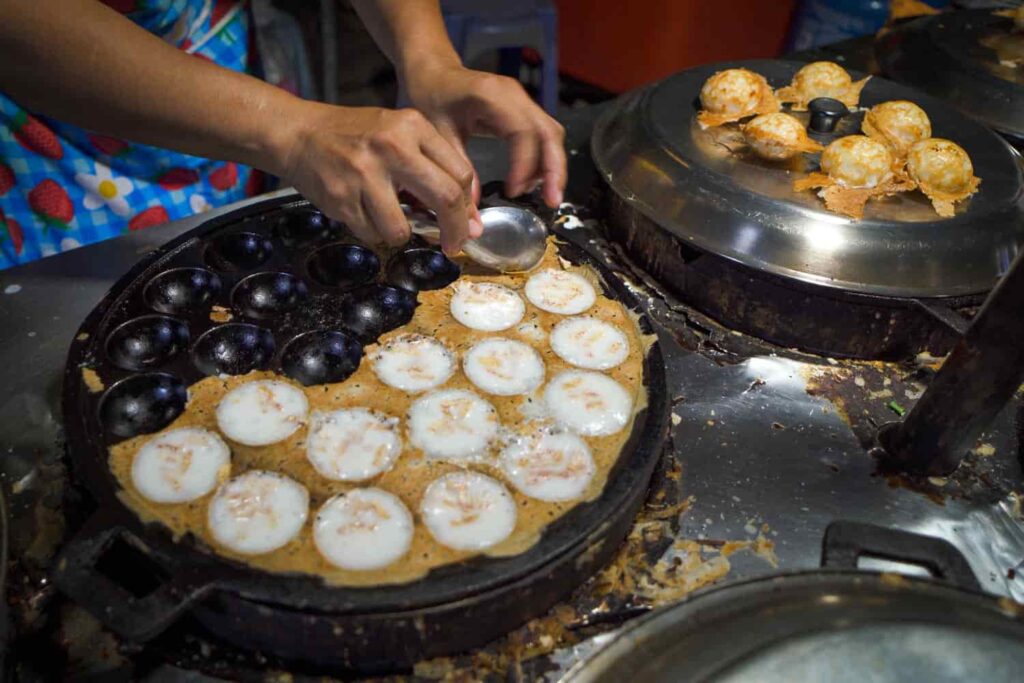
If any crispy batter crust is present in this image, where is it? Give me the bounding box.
[794,169,916,220]
[777,75,870,111]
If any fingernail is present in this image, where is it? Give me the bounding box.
[469,217,484,238]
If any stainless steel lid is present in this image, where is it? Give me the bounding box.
[592,59,1024,298]
[877,8,1024,144]
[563,570,1024,683]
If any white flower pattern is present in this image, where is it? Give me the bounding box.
[189,193,213,214]
[75,163,134,217]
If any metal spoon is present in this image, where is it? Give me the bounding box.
[405,205,548,273]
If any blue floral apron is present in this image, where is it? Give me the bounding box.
[0,0,260,268]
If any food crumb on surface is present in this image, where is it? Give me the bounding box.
[11,472,33,494]
[82,367,104,393]
[210,305,233,323]
[554,215,584,230]
[880,572,909,587]
[972,442,996,457]
[998,597,1024,618]
[76,332,89,341]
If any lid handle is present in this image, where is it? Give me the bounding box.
[822,521,981,591]
[807,97,849,133]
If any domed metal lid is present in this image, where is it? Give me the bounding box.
[876,8,1024,144]
[592,59,1024,297]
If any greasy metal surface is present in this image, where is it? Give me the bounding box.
[562,570,1024,683]
[1,106,1023,681]
[592,58,1024,298]
[877,9,1024,143]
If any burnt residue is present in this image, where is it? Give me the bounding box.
[805,360,1021,505]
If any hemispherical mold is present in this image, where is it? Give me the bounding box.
[106,315,189,371]
[386,248,460,292]
[192,323,276,376]
[306,243,380,289]
[144,267,221,315]
[99,373,188,439]
[205,232,273,272]
[275,209,339,248]
[341,284,417,342]
[280,330,362,386]
[230,271,308,319]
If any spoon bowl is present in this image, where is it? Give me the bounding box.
[406,205,548,273]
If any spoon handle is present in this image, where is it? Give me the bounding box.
[408,220,441,242]
[408,219,494,264]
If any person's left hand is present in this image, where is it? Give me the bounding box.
[402,64,566,208]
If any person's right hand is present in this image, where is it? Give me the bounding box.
[273,102,482,255]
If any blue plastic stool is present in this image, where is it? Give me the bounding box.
[440,0,559,115]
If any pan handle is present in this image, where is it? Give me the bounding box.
[52,510,220,642]
[822,521,981,591]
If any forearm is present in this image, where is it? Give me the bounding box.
[348,0,460,81]
[0,0,300,174]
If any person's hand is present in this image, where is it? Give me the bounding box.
[402,64,567,208]
[274,101,482,255]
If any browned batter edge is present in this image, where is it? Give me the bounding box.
[108,240,650,586]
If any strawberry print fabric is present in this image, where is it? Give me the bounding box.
[0,0,259,268]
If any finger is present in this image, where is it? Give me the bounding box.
[467,202,483,239]
[420,126,475,201]
[361,180,410,247]
[395,157,472,256]
[505,130,541,197]
[422,129,483,239]
[333,197,379,246]
[434,120,482,206]
[307,181,379,245]
[539,121,567,208]
[430,127,484,239]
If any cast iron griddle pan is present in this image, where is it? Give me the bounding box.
[53,189,670,672]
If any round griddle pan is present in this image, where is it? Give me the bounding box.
[52,191,669,672]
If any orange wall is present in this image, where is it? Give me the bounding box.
[556,0,799,93]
